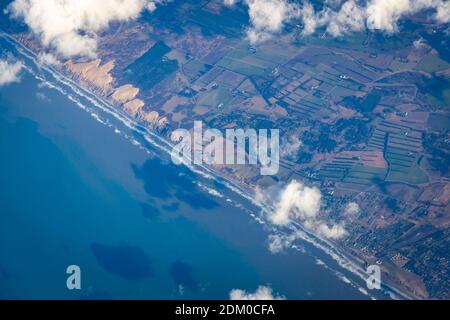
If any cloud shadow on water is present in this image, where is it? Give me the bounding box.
[171,261,199,292]
[132,158,219,210]
[91,243,153,281]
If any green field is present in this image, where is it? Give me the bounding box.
[125,41,178,90]
[386,165,429,185]
[384,131,429,185]
[197,85,234,109]
[217,42,297,76]
[428,113,450,132]
[416,54,450,73]
[318,157,388,185]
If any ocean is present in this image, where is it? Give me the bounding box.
[0,34,387,300]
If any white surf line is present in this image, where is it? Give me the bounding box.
[1,31,411,300]
[19,54,151,155]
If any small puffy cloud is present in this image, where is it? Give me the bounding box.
[316,223,347,240]
[246,0,300,43]
[327,0,366,37]
[269,180,322,226]
[230,286,286,300]
[226,0,301,43]
[345,202,360,215]
[0,60,23,86]
[365,0,450,33]
[8,0,162,58]
[435,1,450,23]
[254,185,264,202]
[224,0,238,6]
[299,1,331,36]
[366,0,412,33]
[264,180,347,240]
[413,37,427,49]
[37,52,60,66]
[36,91,51,102]
[268,233,297,253]
[280,135,302,159]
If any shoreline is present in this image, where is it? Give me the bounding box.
[0,30,414,300]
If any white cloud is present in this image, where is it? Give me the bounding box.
[280,135,302,158]
[8,0,162,58]
[330,0,450,35]
[246,0,300,43]
[413,37,427,49]
[327,0,366,36]
[269,180,322,225]
[316,223,347,239]
[263,180,347,240]
[366,0,412,33]
[268,233,298,253]
[224,0,238,6]
[37,52,60,66]
[0,60,23,86]
[365,0,450,33]
[225,0,301,43]
[436,1,450,23]
[230,286,286,300]
[226,0,450,41]
[345,202,360,215]
[298,2,332,36]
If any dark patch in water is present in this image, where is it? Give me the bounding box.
[170,261,198,291]
[91,243,153,281]
[141,203,160,220]
[132,158,218,210]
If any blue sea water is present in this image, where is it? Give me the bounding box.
[0,36,383,300]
